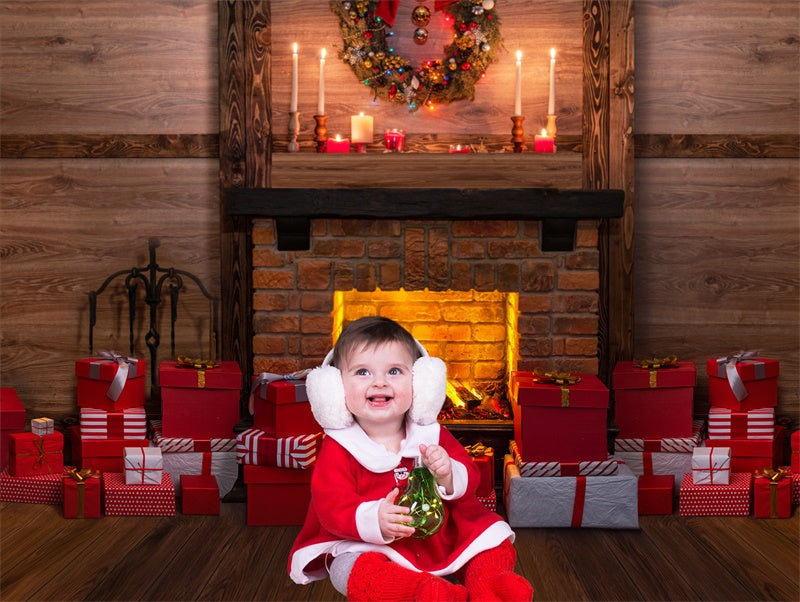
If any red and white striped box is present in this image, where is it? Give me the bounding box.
[80,407,147,440]
[236,428,322,469]
[707,406,774,440]
[509,440,619,477]
[691,447,731,486]
[477,490,497,513]
[123,447,163,485]
[150,419,236,453]
[0,466,65,504]
[103,471,176,516]
[678,472,752,516]
[614,420,705,454]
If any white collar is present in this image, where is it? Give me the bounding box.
[324,418,441,473]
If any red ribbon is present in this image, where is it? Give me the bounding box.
[202,451,212,476]
[571,476,586,527]
[730,413,747,438]
[642,451,654,475]
[108,412,124,439]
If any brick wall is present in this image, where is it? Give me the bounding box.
[251,218,601,380]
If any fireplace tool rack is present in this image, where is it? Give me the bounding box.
[87,238,219,391]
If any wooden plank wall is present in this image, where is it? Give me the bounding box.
[0,1,221,418]
[634,0,799,420]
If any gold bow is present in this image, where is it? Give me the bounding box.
[533,371,581,407]
[755,467,788,482]
[66,467,98,482]
[176,356,220,370]
[634,355,678,387]
[465,443,490,457]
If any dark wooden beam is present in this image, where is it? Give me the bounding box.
[635,134,800,158]
[0,134,218,158]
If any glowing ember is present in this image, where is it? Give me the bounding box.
[439,380,512,421]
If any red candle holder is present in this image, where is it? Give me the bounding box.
[384,129,406,152]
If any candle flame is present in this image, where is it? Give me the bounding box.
[550,48,556,59]
[516,50,522,62]
[335,134,341,142]
[293,43,298,54]
[359,111,364,116]
[321,48,326,60]
[541,129,547,136]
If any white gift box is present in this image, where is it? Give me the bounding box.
[160,449,238,498]
[691,446,731,486]
[124,446,163,485]
[31,417,54,436]
[612,451,692,494]
[503,454,638,529]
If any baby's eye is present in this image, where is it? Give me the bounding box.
[355,368,369,376]
[388,367,402,376]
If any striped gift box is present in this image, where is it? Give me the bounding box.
[80,406,147,440]
[509,440,619,477]
[236,428,322,469]
[614,419,704,453]
[149,419,236,453]
[707,407,775,440]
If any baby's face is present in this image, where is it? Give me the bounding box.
[339,340,415,429]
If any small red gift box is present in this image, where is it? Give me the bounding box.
[9,431,64,477]
[707,426,784,473]
[753,470,791,519]
[465,445,495,497]
[103,471,176,516]
[251,378,321,438]
[159,360,242,439]
[638,474,674,515]
[510,440,619,477]
[62,469,102,518]
[0,466,64,504]
[612,360,696,438]
[791,431,799,473]
[1,387,26,469]
[511,372,609,463]
[707,406,775,440]
[236,427,322,469]
[180,474,220,515]
[76,355,146,411]
[79,406,147,440]
[706,356,779,411]
[244,463,312,526]
[678,472,752,516]
[787,468,800,507]
[69,425,149,473]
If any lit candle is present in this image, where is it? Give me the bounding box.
[449,144,471,154]
[326,134,350,153]
[514,50,522,116]
[548,48,556,116]
[534,128,555,153]
[383,128,406,152]
[317,48,326,115]
[350,112,374,152]
[290,43,298,113]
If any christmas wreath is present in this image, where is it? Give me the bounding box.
[330,0,503,112]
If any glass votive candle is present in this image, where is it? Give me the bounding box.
[384,128,406,152]
[449,144,471,154]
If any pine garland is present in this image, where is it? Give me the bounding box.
[330,0,504,112]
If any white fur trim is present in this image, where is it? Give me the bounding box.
[410,356,448,425]
[306,365,354,430]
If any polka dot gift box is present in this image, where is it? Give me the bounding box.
[678,472,752,516]
[103,472,176,516]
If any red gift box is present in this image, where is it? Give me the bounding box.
[477,490,497,513]
[0,466,65,503]
[9,432,64,477]
[466,445,495,497]
[707,426,784,473]
[79,406,147,440]
[1,387,26,469]
[62,469,102,518]
[705,356,779,411]
[180,474,220,515]
[791,431,799,473]
[159,360,242,439]
[787,468,799,507]
[753,470,791,518]
[612,360,695,438]
[150,419,236,453]
[707,406,774,440]
[614,419,704,454]
[236,427,322,468]
[103,471,176,516]
[244,463,312,526]
[678,471,752,516]
[510,440,619,477]
[251,378,321,438]
[76,355,146,411]
[511,372,609,463]
[69,426,149,473]
[638,474,674,515]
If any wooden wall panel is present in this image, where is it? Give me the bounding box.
[0,159,220,419]
[0,0,218,135]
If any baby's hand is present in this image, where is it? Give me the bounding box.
[419,443,454,494]
[378,487,415,541]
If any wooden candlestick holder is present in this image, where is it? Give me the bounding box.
[511,115,525,153]
[546,114,557,138]
[313,114,328,153]
[288,111,300,153]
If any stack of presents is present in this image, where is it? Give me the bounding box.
[1,350,798,524]
[504,352,799,526]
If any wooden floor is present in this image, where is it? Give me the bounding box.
[2,498,798,602]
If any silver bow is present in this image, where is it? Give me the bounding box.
[93,351,138,402]
[716,350,761,402]
[248,369,311,414]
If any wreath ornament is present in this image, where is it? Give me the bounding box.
[330,0,503,112]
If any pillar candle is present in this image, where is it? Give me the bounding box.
[534,129,555,153]
[350,112,374,143]
[290,43,298,113]
[514,50,522,116]
[326,134,350,153]
[317,48,326,115]
[548,48,556,115]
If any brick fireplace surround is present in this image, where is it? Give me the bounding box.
[250,216,602,384]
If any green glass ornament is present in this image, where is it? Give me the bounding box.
[396,456,445,538]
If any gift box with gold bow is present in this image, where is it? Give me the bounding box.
[159,359,242,439]
[753,468,791,519]
[706,354,779,411]
[8,431,64,477]
[75,354,146,411]
[612,358,696,439]
[63,468,101,519]
[511,371,609,464]
[465,443,495,497]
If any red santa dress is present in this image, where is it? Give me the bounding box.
[288,418,515,584]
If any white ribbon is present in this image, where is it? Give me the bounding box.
[716,350,760,402]
[93,350,138,402]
